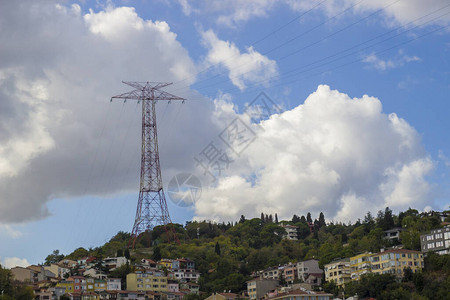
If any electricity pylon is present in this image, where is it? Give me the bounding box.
[111,81,183,248]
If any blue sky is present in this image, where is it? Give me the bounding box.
[0,0,449,267]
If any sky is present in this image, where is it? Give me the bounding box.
[0,0,449,267]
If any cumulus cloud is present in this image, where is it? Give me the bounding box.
[2,257,30,269]
[201,30,278,90]
[0,1,221,223]
[193,85,433,222]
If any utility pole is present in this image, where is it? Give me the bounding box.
[111,81,184,248]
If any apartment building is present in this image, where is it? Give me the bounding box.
[324,258,351,288]
[247,278,279,300]
[349,252,372,281]
[281,225,298,240]
[371,249,423,277]
[420,226,450,255]
[127,271,168,292]
[296,259,323,285]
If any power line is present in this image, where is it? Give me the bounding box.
[198,6,450,95]
[224,23,450,97]
[191,0,401,93]
[170,0,332,89]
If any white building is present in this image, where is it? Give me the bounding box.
[103,256,129,270]
[107,278,122,291]
[281,225,298,240]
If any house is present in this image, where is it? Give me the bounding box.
[103,256,129,271]
[116,291,146,299]
[268,289,333,300]
[56,279,75,294]
[59,259,78,269]
[371,249,424,277]
[384,228,402,242]
[158,259,174,270]
[324,258,351,288]
[283,264,297,283]
[247,278,279,300]
[168,280,179,292]
[259,267,281,280]
[177,258,195,270]
[420,226,450,255]
[281,225,298,240]
[349,252,372,281]
[205,292,240,300]
[77,257,97,270]
[296,259,323,285]
[44,263,71,278]
[10,266,39,282]
[127,271,168,292]
[83,268,107,279]
[165,291,185,300]
[180,282,199,295]
[28,265,57,281]
[69,275,87,293]
[94,279,107,292]
[107,278,122,291]
[142,259,158,269]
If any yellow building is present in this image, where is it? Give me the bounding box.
[350,252,372,281]
[324,258,351,288]
[371,249,424,277]
[56,280,74,294]
[127,271,168,292]
[94,279,107,292]
[158,259,173,270]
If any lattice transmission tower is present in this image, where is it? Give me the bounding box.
[111,81,184,248]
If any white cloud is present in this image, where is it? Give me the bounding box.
[0,224,23,239]
[178,0,193,16]
[201,30,278,90]
[2,257,30,269]
[0,1,220,223]
[193,85,433,223]
[438,150,450,167]
[363,51,421,71]
[181,0,450,27]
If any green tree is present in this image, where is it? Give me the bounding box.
[215,242,221,256]
[66,247,89,260]
[124,248,130,259]
[0,265,13,297]
[306,212,312,223]
[44,249,65,265]
[239,215,246,224]
[318,212,326,228]
[152,246,161,261]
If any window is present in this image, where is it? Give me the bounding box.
[435,233,443,239]
[436,241,444,247]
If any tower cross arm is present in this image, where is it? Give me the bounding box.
[110,81,185,102]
